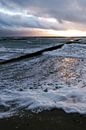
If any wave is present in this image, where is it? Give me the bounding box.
[44,44,86,58]
[0,43,86,119]
[0,44,63,64]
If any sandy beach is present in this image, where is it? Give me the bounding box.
[0,109,86,130]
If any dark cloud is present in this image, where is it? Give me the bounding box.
[2,0,86,23]
[0,12,65,30]
[0,0,86,36]
[0,28,40,37]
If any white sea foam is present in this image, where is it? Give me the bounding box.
[0,43,86,118]
[44,44,86,58]
[0,47,42,53]
[0,85,86,119]
[0,47,41,60]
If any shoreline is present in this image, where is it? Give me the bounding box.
[0,109,86,130]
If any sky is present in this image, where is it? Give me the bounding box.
[0,0,86,37]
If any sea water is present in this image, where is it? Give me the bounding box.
[0,37,86,118]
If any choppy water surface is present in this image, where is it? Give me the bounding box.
[0,37,86,118]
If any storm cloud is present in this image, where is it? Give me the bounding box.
[0,0,86,36]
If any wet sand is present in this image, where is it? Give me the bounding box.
[0,109,86,130]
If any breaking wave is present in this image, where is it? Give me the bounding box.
[0,42,86,118]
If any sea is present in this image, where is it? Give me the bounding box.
[0,37,86,119]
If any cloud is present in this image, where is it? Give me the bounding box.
[2,0,86,23]
[0,0,86,36]
[0,8,66,30]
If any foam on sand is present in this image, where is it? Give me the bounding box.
[0,43,86,118]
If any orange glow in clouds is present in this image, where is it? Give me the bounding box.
[26,28,86,37]
[47,29,86,37]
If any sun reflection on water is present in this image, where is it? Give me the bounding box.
[57,57,79,86]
